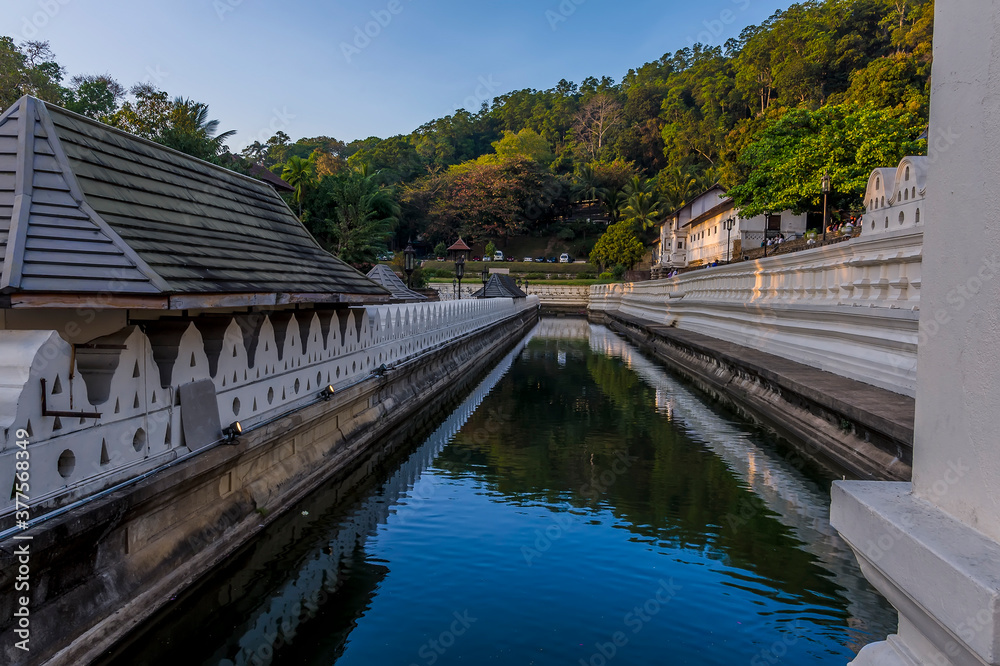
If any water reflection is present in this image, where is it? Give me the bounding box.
[98,319,894,666]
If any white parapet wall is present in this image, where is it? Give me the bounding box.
[590,226,923,397]
[0,296,538,517]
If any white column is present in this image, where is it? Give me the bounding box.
[831,2,1000,664]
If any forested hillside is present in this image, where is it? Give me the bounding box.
[1,0,933,268]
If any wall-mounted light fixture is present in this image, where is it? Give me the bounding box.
[223,421,243,444]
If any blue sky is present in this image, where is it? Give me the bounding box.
[4,0,789,149]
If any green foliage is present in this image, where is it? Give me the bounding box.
[158,97,237,161]
[728,102,927,216]
[483,128,554,165]
[282,154,316,214]
[557,227,576,241]
[302,168,399,266]
[485,240,497,257]
[612,264,626,279]
[598,271,614,281]
[433,242,447,257]
[589,222,645,270]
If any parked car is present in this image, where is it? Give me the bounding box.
[494,250,504,261]
[523,257,534,262]
[547,257,557,263]
[472,256,482,261]
[559,253,571,263]
[535,256,546,263]
[506,256,516,261]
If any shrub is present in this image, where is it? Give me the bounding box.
[526,272,544,280]
[557,227,576,241]
[612,264,626,279]
[578,272,594,279]
[598,271,614,281]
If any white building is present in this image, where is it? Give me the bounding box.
[656,186,808,273]
[860,155,927,236]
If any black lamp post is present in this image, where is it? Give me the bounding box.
[481,263,489,287]
[723,216,736,263]
[762,210,770,257]
[452,278,457,300]
[821,170,831,241]
[455,255,465,300]
[403,240,416,288]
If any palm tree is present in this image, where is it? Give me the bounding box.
[601,188,626,223]
[623,175,655,198]
[573,163,607,205]
[326,168,400,265]
[621,190,666,231]
[158,97,237,161]
[282,155,316,216]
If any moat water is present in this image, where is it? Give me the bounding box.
[98,319,896,666]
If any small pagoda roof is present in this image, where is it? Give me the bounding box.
[471,273,526,299]
[447,238,471,252]
[0,96,388,309]
[365,264,427,301]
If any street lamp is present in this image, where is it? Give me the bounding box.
[762,210,771,257]
[481,263,489,287]
[821,170,831,241]
[403,240,416,288]
[723,216,736,263]
[455,255,465,300]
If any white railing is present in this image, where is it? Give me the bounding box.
[0,297,538,514]
[592,227,923,396]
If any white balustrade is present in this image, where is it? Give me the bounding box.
[0,297,538,515]
[591,228,923,397]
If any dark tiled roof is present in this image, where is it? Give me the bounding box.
[0,96,388,302]
[366,263,427,301]
[249,164,295,193]
[471,273,526,299]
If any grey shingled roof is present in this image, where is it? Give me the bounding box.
[0,96,388,302]
[365,263,427,301]
[471,273,526,299]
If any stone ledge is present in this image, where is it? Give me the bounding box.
[832,481,1000,665]
[607,310,915,446]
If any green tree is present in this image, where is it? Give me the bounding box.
[158,97,237,161]
[728,102,926,216]
[282,154,316,215]
[621,190,666,231]
[316,169,399,265]
[589,222,645,270]
[485,240,497,258]
[434,242,447,257]
[63,74,124,118]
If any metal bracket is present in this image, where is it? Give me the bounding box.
[40,378,102,419]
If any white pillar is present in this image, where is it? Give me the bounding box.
[831,2,1000,664]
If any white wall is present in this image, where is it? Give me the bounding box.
[594,227,923,396]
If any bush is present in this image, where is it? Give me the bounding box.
[433,242,447,257]
[557,227,576,241]
[526,272,544,280]
[578,272,594,279]
[612,264,626,279]
[598,271,614,281]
